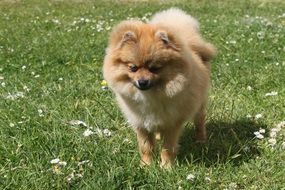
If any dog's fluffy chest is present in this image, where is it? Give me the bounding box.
[133,98,176,131]
[118,91,192,132]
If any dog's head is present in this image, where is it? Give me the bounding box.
[103,21,188,96]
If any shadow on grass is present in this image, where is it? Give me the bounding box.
[178,119,267,166]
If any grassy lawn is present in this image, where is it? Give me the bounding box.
[0,0,285,189]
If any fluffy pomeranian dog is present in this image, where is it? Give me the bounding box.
[103,8,216,167]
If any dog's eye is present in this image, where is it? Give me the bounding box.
[149,66,161,73]
[129,64,138,72]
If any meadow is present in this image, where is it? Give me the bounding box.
[0,0,285,189]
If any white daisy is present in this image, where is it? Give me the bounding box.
[265,91,278,97]
[268,138,277,146]
[269,131,277,138]
[254,131,264,139]
[69,120,87,127]
[78,160,90,166]
[38,109,44,117]
[103,129,112,137]
[205,177,211,182]
[186,174,195,181]
[247,86,252,91]
[83,129,94,137]
[259,129,265,133]
[246,114,252,118]
[255,114,262,119]
[58,161,67,166]
[50,158,60,164]
[6,92,25,100]
[276,121,285,128]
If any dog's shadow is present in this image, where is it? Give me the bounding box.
[178,119,266,166]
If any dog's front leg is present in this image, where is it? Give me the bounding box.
[160,125,182,168]
[135,128,155,166]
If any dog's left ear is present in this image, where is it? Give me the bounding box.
[155,30,180,51]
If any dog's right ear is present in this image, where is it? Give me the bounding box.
[121,31,136,44]
[109,20,142,49]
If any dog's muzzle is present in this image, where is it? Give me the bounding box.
[134,79,151,90]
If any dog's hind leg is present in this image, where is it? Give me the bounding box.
[194,106,207,143]
[194,105,207,143]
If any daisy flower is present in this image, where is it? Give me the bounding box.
[186,174,195,181]
[83,129,94,137]
[265,91,278,97]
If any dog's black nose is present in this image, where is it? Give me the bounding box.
[136,79,151,90]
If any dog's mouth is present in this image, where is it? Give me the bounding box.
[133,79,152,90]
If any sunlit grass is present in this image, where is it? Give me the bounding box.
[0,0,284,189]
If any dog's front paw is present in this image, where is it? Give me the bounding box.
[160,149,175,169]
[160,160,173,169]
[140,154,152,166]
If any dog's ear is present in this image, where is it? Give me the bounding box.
[155,30,180,51]
[121,31,136,44]
[155,30,169,44]
[109,20,142,49]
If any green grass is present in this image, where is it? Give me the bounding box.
[0,0,285,189]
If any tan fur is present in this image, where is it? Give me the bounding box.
[103,8,216,168]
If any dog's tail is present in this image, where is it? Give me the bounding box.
[191,39,217,63]
[150,8,216,63]
[149,8,199,33]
